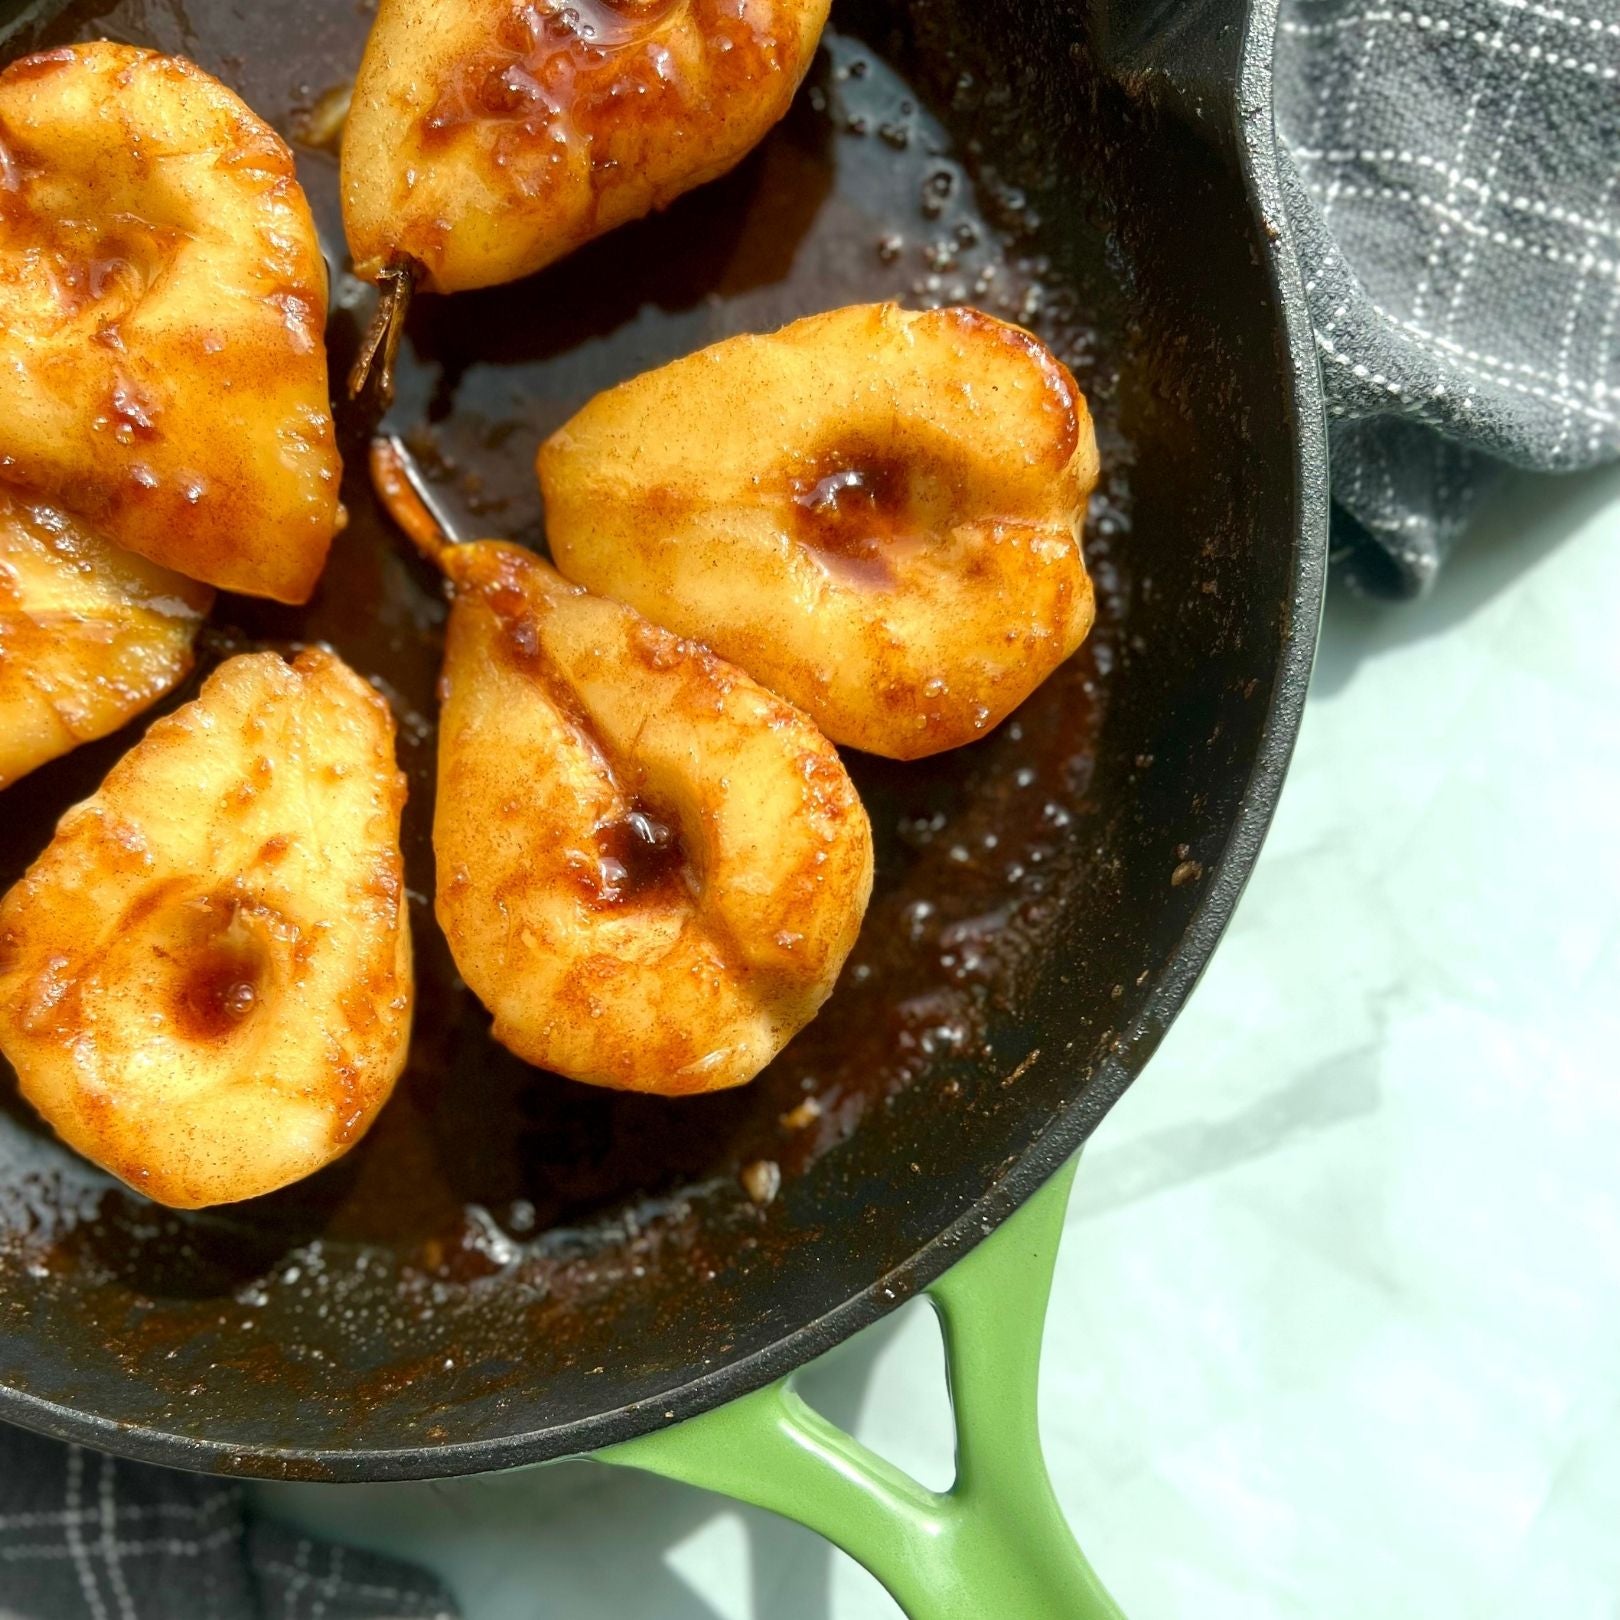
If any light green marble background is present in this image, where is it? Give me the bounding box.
[255,463,1620,1619]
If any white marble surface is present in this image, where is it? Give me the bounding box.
[254,462,1620,1619]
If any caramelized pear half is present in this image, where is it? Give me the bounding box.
[0,492,211,790]
[343,0,831,294]
[432,540,872,1095]
[0,43,342,602]
[0,650,413,1209]
[540,303,1099,759]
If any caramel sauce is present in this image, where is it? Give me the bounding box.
[7,216,178,324]
[107,375,159,441]
[790,453,916,584]
[172,949,260,1041]
[0,134,25,194]
[420,0,777,174]
[497,607,544,670]
[85,255,132,304]
[1,47,77,82]
[163,899,267,1043]
[589,803,688,907]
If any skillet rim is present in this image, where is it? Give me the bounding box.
[0,0,1329,1481]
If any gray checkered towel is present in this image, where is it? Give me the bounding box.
[1275,0,1620,595]
[0,1427,456,1619]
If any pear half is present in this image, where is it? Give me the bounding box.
[0,492,211,790]
[343,0,831,294]
[0,43,342,603]
[540,303,1100,759]
[0,649,413,1208]
[433,540,872,1095]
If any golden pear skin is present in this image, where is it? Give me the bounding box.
[540,303,1100,759]
[0,650,413,1209]
[0,43,342,603]
[342,0,832,295]
[0,492,211,790]
[432,539,872,1095]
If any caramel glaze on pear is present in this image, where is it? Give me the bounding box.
[0,650,413,1209]
[343,0,832,294]
[0,491,212,790]
[540,303,1100,760]
[0,43,343,603]
[431,538,873,1096]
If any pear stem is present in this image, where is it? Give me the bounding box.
[348,258,416,409]
[369,435,461,573]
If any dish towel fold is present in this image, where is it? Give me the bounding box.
[0,1427,456,1620]
[1274,0,1620,595]
[2,5,1618,1618]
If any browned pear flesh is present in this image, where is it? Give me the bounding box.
[432,539,873,1095]
[539,303,1100,760]
[0,491,211,790]
[0,650,413,1209]
[0,43,342,603]
[342,0,832,294]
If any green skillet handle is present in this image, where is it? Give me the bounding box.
[599,1157,1125,1619]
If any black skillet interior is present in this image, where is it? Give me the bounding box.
[0,0,1320,1478]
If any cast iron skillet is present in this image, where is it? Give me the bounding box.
[0,0,1326,1481]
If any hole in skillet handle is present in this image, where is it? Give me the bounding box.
[599,1157,1129,1620]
